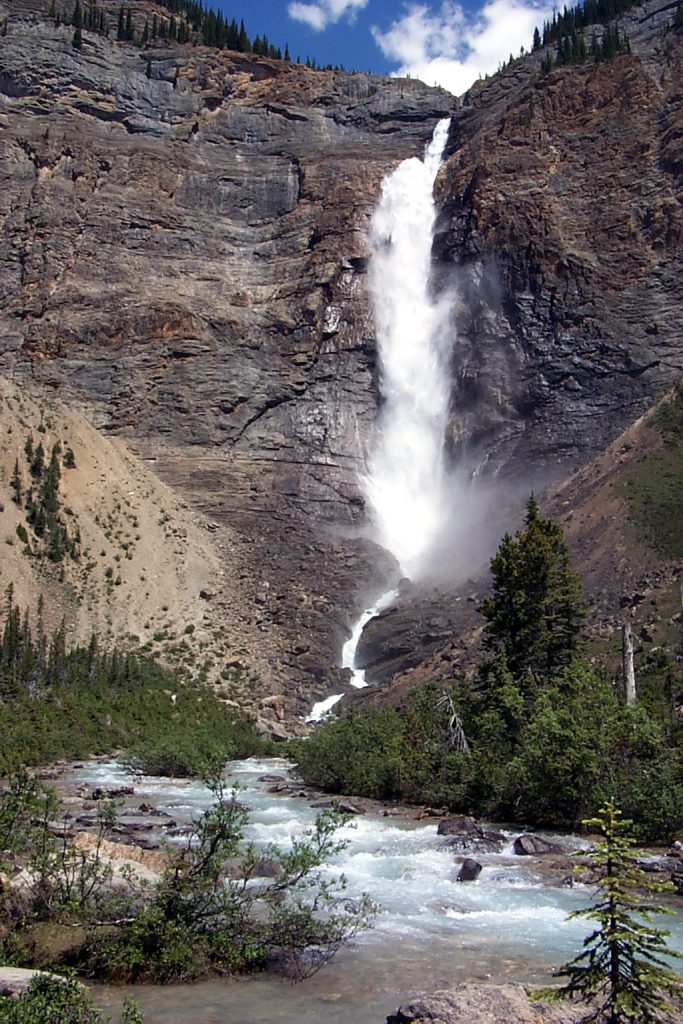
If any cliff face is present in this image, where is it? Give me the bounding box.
[0,2,452,715]
[1,0,682,718]
[436,0,683,480]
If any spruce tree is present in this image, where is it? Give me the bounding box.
[10,459,22,506]
[548,801,682,1022]
[480,496,586,688]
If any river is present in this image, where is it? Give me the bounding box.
[67,757,683,1024]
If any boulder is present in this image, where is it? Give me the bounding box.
[447,830,507,854]
[0,968,76,997]
[251,857,284,879]
[437,816,477,835]
[456,858,482,882]
[513,834,559,856]
[311,799,365,815]
[90,786,134,800]
[387,983,580,1023]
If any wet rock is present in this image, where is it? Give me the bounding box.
[456,858,482,882]
[446,830,506,855]
[637,856,681,873]
[251,857,284,879]
[513,834,559,856]
[258,774,288,784]
[311,799,365,815]
[437,816,476,835]
[91,786,134,800]
[438,816,506,854]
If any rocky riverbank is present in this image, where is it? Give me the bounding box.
[386,984,580,1023]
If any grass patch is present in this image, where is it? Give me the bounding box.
[623,381,683,558]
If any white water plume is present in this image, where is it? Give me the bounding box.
[365,117,453,581]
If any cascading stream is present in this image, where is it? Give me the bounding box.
[328,118,453,707]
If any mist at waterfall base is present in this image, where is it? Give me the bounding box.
[307,122,509,721]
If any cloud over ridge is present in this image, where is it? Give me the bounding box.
[288,0,369,32]
[372,0,554,96]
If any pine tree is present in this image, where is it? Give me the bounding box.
[548,801,682,1022]
[10,459,22,506]
[480,496,586,688]
[533,26,541,49]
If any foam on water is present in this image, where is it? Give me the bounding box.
[78,757,683,1024]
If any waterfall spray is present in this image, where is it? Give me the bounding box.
[308,120,453,723]
[365,117,452,579]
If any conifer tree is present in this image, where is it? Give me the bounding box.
[10,459,22,506]
[548,801,682,1022]
[480,496,586,688]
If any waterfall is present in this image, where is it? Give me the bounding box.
[312,118,453,721]
[365,116,452,580]
[327,116,450,700]
[349,119,453,664]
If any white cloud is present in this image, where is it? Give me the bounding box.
[372,0,554,97]
[288,0,369,32]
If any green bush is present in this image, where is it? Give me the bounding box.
[0,974,141,1024]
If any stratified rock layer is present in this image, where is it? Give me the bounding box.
[1,0,682,713]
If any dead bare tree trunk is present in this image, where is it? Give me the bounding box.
[622,622,636,706]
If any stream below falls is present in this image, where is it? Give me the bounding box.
[70,758,683,1024]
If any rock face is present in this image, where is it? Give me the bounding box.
[437,2,683,481]
[0,2,452,713]
[1,0,682,715]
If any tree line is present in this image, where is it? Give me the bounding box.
[0,585,265,773]
[53,0,345,70]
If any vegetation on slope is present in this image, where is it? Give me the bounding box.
[0,586,266,774]
[624,381,683,559]
[292,498,683,841]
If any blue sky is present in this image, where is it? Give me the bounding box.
[215,0,554,96]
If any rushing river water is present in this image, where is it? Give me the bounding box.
[72,758,683,1024]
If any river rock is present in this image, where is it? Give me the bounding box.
[386,983,579,1023]
[251,857,284,879]
[513,834,559,856]
[91,786,134,800]
[437,816,477,835]
[311,799,365,815]
[456,858,482,882]
[0,967,77,997]
[438,817,506,853]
